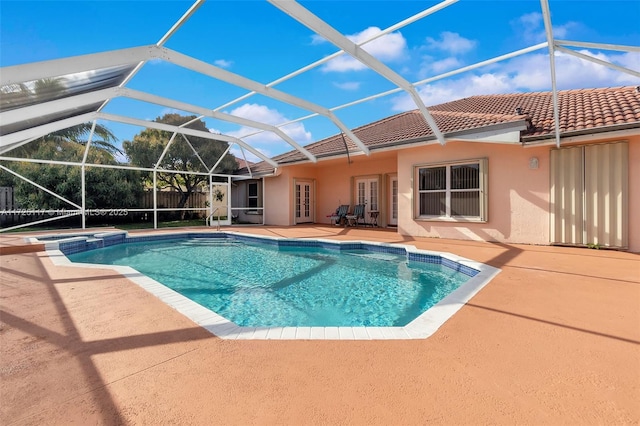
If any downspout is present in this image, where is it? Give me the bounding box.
[340,133,351,165]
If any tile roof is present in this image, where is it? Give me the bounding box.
[431,86,640,138]
[242,86,640,175]
[234,156,255,170]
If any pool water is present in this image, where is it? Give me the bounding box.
[68,237,471,327]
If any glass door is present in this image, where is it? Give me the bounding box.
[295,180,314,223]
[355,177,379,224]
[388,176,398,226]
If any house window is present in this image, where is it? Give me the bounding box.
[415,159,487,221]
[247,182,258,208]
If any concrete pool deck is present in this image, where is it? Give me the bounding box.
[1,225,639,425]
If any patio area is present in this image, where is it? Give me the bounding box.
[1,225,638,425]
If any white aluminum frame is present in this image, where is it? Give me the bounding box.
[1,0,636,232]
[269,0,446,145]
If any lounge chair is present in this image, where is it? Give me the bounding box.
[329,204,350,226]
[346,204,366,227]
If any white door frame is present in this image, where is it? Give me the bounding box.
[294,178,315,224]
[209,177,231,226]
[388,175,398,226]
[354,176,380,222]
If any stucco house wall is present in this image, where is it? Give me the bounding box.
[253,87,640,251]
[264,134,638,251]
[264,167,296,226]
[264,152,398,226]
[396,136,639,251]
[397,141,550,245]
[314,151,397,225]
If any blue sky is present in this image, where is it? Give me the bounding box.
[2,0,639,162]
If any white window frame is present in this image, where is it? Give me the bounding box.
[414,158,488,222]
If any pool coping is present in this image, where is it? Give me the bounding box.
[44,230,501,340]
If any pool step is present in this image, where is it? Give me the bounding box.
[342,251,403,262]
[183,238,240,246]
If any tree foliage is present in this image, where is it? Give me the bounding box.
[1,78,143,218]
[9,141,143,210]
[45,122,120,156]
[123,114,238,212]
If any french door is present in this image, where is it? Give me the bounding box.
[355,177,379,220]
[388,176,398,226]
[295,180,314,223]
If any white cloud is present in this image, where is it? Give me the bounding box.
[505,53,552,89]
[513,12,579,43]
[553,22,578,39]
[333,81,361,91]
[507,49,640,89]
[322,55,368,72]
[220,103,314,161]
[391,74,514,111]
[320,27,407,72]
[310,34,326,45]
[467,73,513,93]
[425,56,462,74]
[617,51,640,73]
[417,32,475,77]
[391,84,456,110]
[390,49,640,111]
[214,59,233,68]
[424,31,477,55]
[515,12,545,44]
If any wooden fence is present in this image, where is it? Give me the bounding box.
[141,190,209,209]
[0,189,220,227]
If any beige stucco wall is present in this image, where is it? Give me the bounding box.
[397,136,640,251]
[264,152,397,226]
[264,135,639,251]
[314,152,397,225]
[264,166,300,226]
[397,141,551,245]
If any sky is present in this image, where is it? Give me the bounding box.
[1,0,639,163]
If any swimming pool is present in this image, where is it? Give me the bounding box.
[44,231,500,340]
[68,237,471,327]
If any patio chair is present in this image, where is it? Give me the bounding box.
[329,204,350,226]
[346,204,366,227]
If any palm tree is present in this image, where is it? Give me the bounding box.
[43,122,121,157]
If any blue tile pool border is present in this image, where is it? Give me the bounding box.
[40,230,501,340]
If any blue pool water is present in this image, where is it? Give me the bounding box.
[68,237,471,327]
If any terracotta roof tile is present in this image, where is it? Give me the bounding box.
[433,86,640,137]
[245,86,640,174]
